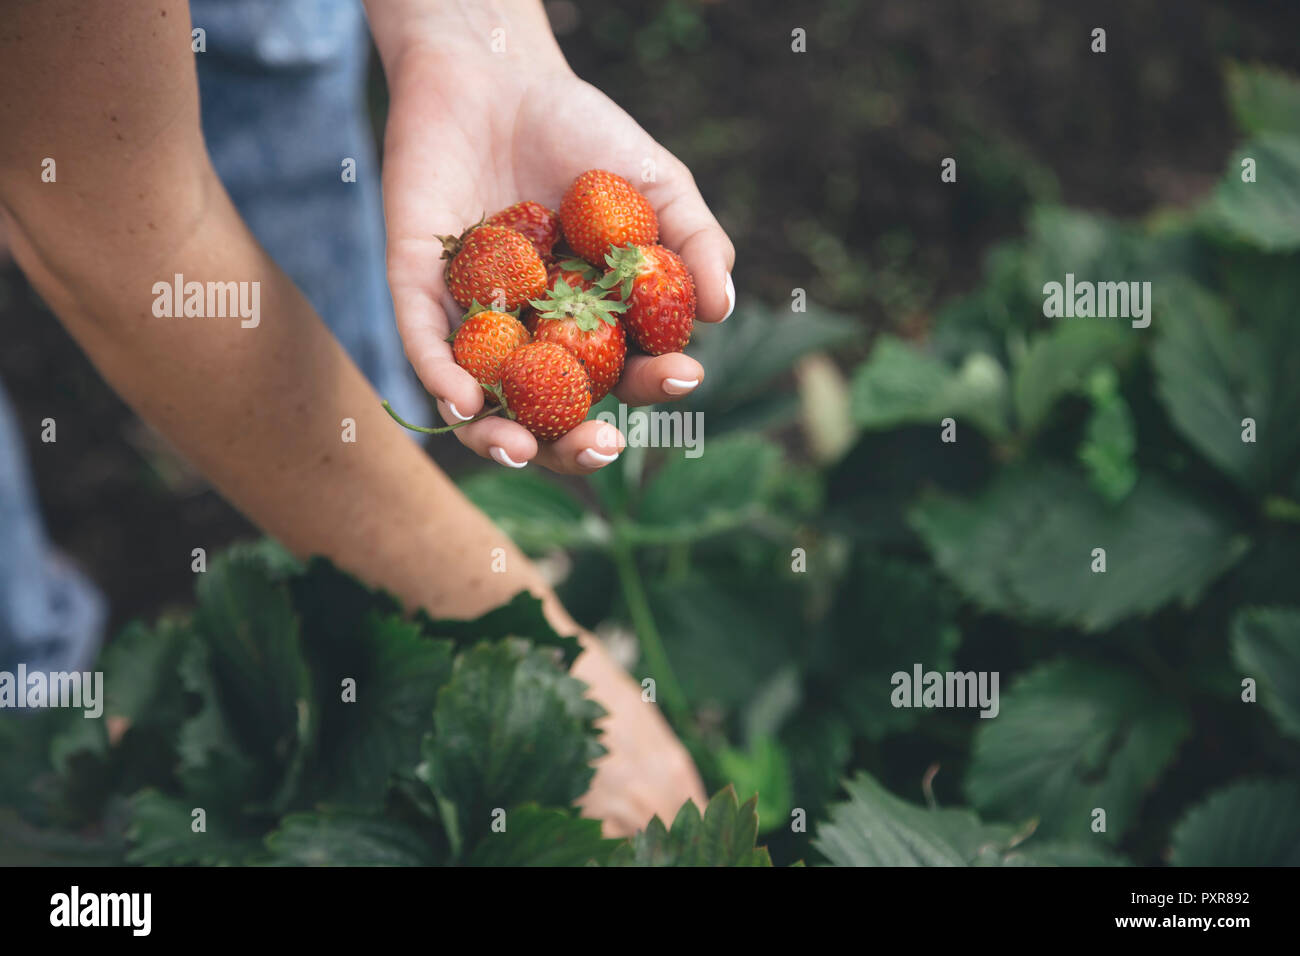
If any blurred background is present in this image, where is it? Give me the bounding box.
[4,0,1300,866]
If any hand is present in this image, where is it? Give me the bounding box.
[372,8,735,474]
[570,633,707,837]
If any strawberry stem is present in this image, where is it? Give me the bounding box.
[381,399,503,434]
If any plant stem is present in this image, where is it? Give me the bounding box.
[1263,495,1300,524]
[610,529,690,729]
[381,400,502,434]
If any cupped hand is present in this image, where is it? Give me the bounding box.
[379,43,735,474]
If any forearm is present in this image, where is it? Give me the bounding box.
[7,183,569,622]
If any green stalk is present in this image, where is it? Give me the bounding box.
[610,529,690,729]
[381,399,503,434]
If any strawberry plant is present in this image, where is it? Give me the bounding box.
[457,63,1300,866]
[0,544,776,866]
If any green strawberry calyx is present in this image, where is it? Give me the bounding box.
[597,243,648,301]
[529,278,628,332]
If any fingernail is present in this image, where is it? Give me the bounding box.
[722,272,736,320]
[577,447,620,469]
[490,446,527,469]
[447,401,474,422]
[663,377,700,396]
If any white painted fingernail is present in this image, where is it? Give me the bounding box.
[490,446,527,469]
[663,377,700,396]
[722,272,735,320]
[447,401,474,422]
[577,447,620,469]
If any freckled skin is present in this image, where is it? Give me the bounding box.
[499,342,592,440]
[444,225,547,310]
[560,170,658,266]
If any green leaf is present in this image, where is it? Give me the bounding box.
[851,337,1009,438]
[460,469,610,553]
[467,805,619,866]
[1231,607,1300,740]
[635,434,781,535]
[910,464,1249,631]
[608,785,772,866]
[815,772,1047,866]
[298,613,453,809]
[1169,779,1300,865]
[174,638,273,813]
[418,640,604,853]
[966,660,1190,843]
[193,550,309,775]
[1152,278,1300,494]
[100,618,194,734]
[1012,321,1135,433]
[716,735,794,835]
[1077,367,1138,503]
[1226,62,1300,137]
[816,554,961,739]
[126,790,265,865]
[419,591,580,665]
[647,563,800,710]
[680,301,859,418]
[1205,133,1300,250]
[264,812,438,866]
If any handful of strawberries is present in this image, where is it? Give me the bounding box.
[383,169,697,442]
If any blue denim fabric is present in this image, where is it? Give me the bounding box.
[0,0,423,672]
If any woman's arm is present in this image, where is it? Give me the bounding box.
[0,0,702,834]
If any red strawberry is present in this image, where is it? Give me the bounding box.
[452,307,531,397]
[529,277,628,402]
[498,341,592,440]
[486,201,562,261]
[439,223,547,311]
[599,243,696,355]
[559,170,659,266]
[524,258,605,333]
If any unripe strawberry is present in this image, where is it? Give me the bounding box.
[452,308,530,397]
[600,243,696,355]
[486,201,562,261]
[529,276,629,402]
[440,223,547,311]
[560,170,659,266]
[499,341,592,441]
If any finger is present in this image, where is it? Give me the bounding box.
[385,270,482,416]
[441,413,539,468]
[533,420,626,474]
[612,353,704,405]
[643,158,736,323]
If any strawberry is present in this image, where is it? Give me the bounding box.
[498,341,592,441]
[599,243,696,355]
[486,201,562,261]
[452,306,531,397]
[529,277,628,402]
[559,170,659,266]
[439,223,547,311]
[523,258,605,333]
